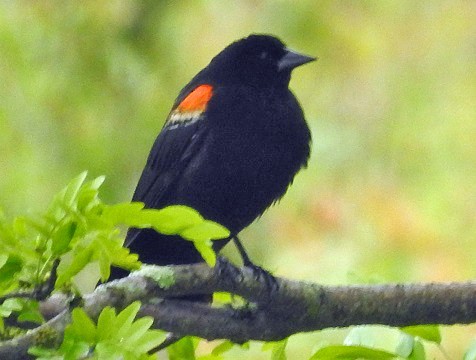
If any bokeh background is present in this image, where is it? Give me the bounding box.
[0,1,474,358]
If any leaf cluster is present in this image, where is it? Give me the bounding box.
[29,302,165,359]
[0,173,229,358]
[0,172,229,299]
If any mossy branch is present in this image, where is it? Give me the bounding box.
[1,259,476,358]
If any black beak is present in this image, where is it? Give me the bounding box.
[278,48,316,72]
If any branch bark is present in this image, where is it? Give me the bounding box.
[1,259,476,359]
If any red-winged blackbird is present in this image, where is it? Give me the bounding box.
[115,34,314,276]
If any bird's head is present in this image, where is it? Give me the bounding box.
[206,34,316,88]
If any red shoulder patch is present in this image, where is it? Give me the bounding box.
[177,84,214,112]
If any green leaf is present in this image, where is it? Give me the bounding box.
[115,301,141,340]
[180,220,230,242]
[0,299,43,326]
[51,221,77,255]
[0,298,23,317]
[103,204,204,234]
[408,339,426,360]
[395,333,414,357]
[147,206,203,235]
[59,302,164,358]
[56,245,94,286]
[76,176,105,212]
[0,255,7,269]
[110,245,140,271]
[133,330,165,354]
[12,216,28,237]
[464,341,476,360]
[212,292,234,304]
[344,327,377,347]
[59,172,88,208]
[1,298,23,311]
[309,345,397,359]
[58,230,140,288]
[16,299,44,324]
[400,325,441,344]
[0,255,23,284]
[22,216,53,241]
[18,309,44,324]
[212,341,234,356]
[193,239,216,266]
[93,234,140,281]
[68,308,97,344]
[124,317,154,344]
[263,339,288,360]
[59,338,90,359]
[94,342,123,359]
[96,307,116,341]
[101,202,146,225]
[72,261,101,295]
[168,336,197,360]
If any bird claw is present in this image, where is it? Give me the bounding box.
[215,256,242,282]
[246,263,280,297]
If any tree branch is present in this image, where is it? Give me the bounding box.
[134,260,476,341]
[1,259,476,358]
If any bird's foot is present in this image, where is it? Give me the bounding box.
[215,256,241,280]
[245,262,280,296]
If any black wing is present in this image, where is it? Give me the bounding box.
[125,108,209,247]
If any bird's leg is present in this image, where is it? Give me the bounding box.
[232,236,279,295]
[232,235,254,267]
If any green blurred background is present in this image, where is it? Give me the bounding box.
[0,1,474,358]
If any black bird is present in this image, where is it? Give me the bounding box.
[116,34,314,276]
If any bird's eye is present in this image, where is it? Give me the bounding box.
[259,51,268,60]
